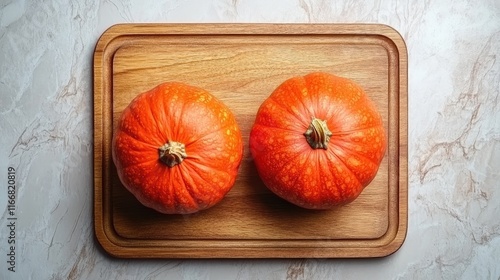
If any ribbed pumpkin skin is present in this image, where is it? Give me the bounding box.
[249,72,386,209]
[112,82,243,214]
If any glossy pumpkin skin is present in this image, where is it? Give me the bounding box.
[249,72,386,209]
[112,82,243,214]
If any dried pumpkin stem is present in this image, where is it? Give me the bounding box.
[304,118,333,150]
[158,141,187,167]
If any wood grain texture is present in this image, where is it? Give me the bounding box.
[93,23,408,258]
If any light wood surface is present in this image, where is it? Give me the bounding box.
[93,23,408,258]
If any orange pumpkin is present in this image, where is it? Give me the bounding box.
[249,72,386,209]
[112,82,243,214]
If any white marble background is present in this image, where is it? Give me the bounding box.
[1,0,499,279]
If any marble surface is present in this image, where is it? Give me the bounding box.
[1,0,499,279]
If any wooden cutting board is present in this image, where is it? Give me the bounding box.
[93,23,408,258]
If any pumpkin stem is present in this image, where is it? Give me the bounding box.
[304,118,333,150]
[158,141,187,167]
